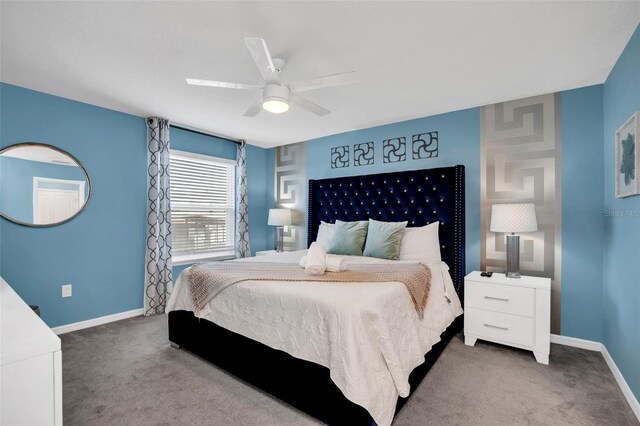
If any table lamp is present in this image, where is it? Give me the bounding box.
[490,203,538,278]
[268,208,292,253]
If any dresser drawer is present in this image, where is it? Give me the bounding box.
[465,307,534,348]
[465,281,534,317]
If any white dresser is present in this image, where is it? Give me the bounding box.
[1,277,62,425]
[464,271,551,364]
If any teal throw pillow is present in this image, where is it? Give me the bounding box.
[326,220,369,256]
[363,219,408,260]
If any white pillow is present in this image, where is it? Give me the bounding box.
[398,221,442,262]
[315,221,335,247]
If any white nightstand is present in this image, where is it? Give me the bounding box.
[255,250,278,256]
[464,271,551,364]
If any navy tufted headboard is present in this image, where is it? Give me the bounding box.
[307,165,465,298]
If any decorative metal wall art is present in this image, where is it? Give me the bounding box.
[383,137,406,163]
[330,145,349,168]
[412,131,439,159]
[353,142,374,166]
[329,131,438,168]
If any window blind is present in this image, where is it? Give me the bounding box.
[170,150,235,262]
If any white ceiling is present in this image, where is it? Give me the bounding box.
[2,2,639,148]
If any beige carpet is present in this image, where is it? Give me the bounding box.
[61,315,638,425]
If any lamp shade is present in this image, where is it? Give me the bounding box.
[490,203,538,233]
[268,208,292,226]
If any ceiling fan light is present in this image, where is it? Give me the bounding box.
[262,84,290,114]
[263,98,289,113]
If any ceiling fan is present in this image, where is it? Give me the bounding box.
[186,37,357,117]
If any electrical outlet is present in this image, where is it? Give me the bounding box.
[62,284,72,298]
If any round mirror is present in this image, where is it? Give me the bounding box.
[0,143,92,227]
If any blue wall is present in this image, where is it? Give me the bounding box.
[0,83,269,327]
[304,108,481,274]
[0,83,148,328]
[602,24,640,402]
[560,86,605,342]
[265,148,276,250]
[0,156,87,223]
[246,144,269,254]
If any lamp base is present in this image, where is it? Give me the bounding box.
[275,226,284,253]
[506,234,521,279]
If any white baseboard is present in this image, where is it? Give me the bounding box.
[552,334,639,422]
[550,334,602,351]
[601,344,640,421]
[51,308,143,335]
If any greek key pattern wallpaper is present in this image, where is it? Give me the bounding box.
[480,93,563,332]
[275,142,307,251]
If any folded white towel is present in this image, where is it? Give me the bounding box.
[305,242,327,275]
[325,254,344,272]
[299,253,344,273]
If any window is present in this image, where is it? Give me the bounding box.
[170,149,235,264]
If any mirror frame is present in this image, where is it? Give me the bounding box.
[0,142,93,227]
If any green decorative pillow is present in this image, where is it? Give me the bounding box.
[363,219,408,260]
[326,220,369,256]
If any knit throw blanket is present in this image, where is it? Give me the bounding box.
[188,262,432,315]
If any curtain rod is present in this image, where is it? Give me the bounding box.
[170,123,241,145]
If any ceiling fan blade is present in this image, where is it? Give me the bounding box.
[288,71,357,93]
[243,96,263,117]
[186,78,261,91]
[290,94,330,116]
[244,37,277,82]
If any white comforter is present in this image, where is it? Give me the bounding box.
[166,251,463,426]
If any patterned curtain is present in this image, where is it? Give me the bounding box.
[235,140,251,258]
[144,117,173,315]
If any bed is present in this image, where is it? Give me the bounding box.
[167,165,465,425]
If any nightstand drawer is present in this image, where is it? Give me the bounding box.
[466,281,534,317]
[465,307,534,348]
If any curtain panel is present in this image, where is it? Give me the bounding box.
[144,117,173,315]
[235,140,251,258]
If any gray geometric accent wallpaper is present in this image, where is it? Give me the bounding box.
[480,93,563,333]
[275,142,307,251]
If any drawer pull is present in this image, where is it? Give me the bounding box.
[484,296,509,302]
[484,323,509,331]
